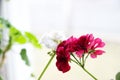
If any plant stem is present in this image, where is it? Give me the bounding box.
[84,53,89,64]
[37,52,55,80]
[82,54,85,67]
[71,58,78,64]
[71,53,82,67]
[0,37,12,67]
[82,67,98,80]
[71,53,97,80]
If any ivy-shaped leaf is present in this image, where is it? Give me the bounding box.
[9,27,26,44]
[116,72,120,80]
[20,48,30,66]
[25,32,41,48]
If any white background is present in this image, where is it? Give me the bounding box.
[29,0,120,39]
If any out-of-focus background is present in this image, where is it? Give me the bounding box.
[0,0,120,80]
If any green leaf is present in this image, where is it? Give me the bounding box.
[0,49,3,55]
[0,24,3,28]
[0,17,11,28]
[9,27,26,44]
[9,27,21,37]
[116,72,120,80]
[0,31,2,40]
[4,20,11,28]
[14,35,27,44]
[20,48,30,66]
[0,75,3,80]
[25,32,41,48]
[0,17,3,24]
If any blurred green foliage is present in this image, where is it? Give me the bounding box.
[0,17,41,67]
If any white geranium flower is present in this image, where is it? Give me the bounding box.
[40,32,66,49]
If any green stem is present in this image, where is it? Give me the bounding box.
[37,52,55,80]
[71,53,97,80]
[84,53,90,67]
[70,58,78,64]
[82,67,98,80]
[71,53,82,67]
[84,53,89,63]
[0,37,12,67]
[82,54,85,67]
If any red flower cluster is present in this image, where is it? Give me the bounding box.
[56,34,105,73]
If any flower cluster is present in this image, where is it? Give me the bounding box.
[38,33,105,80]
[56,34,105,73]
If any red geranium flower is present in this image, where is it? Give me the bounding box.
[56,34,105,73]
[75,34,94,58]
[89,38,105,58]
[38,33,105,80]
[56,41,71,73]
[75,34,105,58]
[65,36,78,52]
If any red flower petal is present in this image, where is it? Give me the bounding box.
[94,50,105,55]
[90,53,97,58]
[76,50,84,58]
